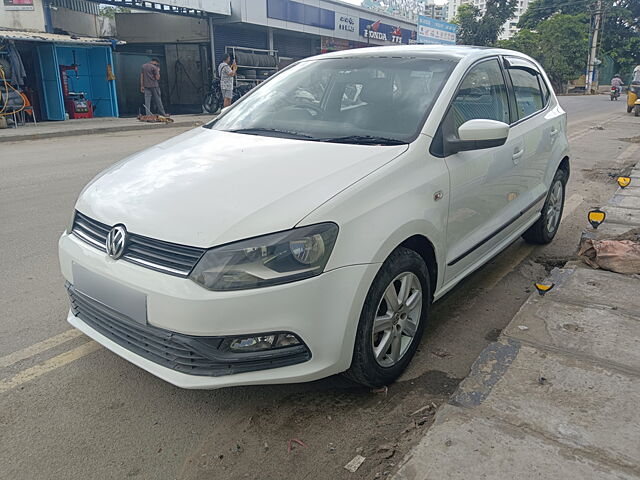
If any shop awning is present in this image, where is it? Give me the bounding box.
[0,30,126,45]
[84,0,231,18]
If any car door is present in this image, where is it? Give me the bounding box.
[437,58,527,284]
[504,57,557,214]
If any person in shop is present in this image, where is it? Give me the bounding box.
[140,58,168,117]
[218,54,237,108]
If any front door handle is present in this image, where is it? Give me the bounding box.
[550,128,559,137]
[512,148,524,164]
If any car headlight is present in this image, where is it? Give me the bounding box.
[189,223,339,291]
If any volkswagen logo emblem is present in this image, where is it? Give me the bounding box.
[106,225,127,260]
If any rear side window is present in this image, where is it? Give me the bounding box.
[508,67,545,120]
[450,59,510,134]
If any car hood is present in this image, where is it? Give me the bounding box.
[76,128,408,248]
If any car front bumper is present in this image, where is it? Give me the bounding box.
[59,232,379,389]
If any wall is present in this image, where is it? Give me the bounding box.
[224,0,418,46]
[51,7,99,37]
[0,0,46,31]
[115,12,209,43]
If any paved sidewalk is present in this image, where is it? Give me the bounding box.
[393,164,640,479]
[0,114,212,143]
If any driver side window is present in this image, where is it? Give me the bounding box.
[450,59,510,135]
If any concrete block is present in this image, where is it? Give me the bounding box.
[505,297,640,370]
[393,404,639,480]
[468,345,640,468]
[582,223,639,239]
[542,268,640,313]
[603,205,640,226]
[611,194,640,209]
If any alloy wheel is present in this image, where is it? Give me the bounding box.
[372,272,422,367]
[545,179,563,234]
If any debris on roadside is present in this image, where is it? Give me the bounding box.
[262,442,269,453]
[371,386,388,395]
[410,403,437,416]
[287,438,307,453]
[431,349,452,358]
[538,376,547,385]
[578,237,640,274]
[517,325,529,331]
[327,443,336,453]
[377,443,396,459]
[355,446,364,454]
[344,454,366,473]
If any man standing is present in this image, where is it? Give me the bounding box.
[140,58,168,116]
[218,54,237,108]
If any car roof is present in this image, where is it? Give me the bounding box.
[308,45,526,62]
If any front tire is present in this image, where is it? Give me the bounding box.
[635,105,640,117]
[628,105,634,113]
[345,247,430,387]
[522,169,566,244]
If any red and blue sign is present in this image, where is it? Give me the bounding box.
[359,18,417,45]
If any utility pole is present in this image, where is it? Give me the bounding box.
[585,0,603,95]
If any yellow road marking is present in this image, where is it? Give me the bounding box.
[0,341,101,394]
[0,329,83,369]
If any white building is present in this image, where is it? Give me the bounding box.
[447,0,530,39]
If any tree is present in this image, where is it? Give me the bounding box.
[500,14,589,92]
[99,6,131,18]
[455,0,517,46]
[518,0,640,77]
[518,0,585,29]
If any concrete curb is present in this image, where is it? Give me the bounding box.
[0,119,206,143]
[393,162,640,479]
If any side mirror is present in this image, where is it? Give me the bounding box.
[219,105,231,115]
[445,119,509,155]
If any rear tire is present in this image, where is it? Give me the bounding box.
[202,91,222,114]
[522,168,567,245]
[345,247,430,388]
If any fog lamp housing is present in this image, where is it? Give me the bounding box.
[226,333,302,353]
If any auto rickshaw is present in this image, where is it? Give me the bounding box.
[628,81,640,116]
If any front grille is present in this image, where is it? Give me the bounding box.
[67,283,311,377]
[71,211,205,277]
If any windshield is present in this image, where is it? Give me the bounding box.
[208,57,456,144]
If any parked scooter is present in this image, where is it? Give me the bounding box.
[610,85,621,101]
[627,82,640,116]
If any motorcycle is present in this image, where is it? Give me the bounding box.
[627,81,640,116]
[610,85,620,101]
[202,81,252,114]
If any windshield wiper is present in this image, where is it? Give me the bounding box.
[226,128,314,139]
[315,135,407,145]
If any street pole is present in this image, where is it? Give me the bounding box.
[585,0,603,95]
[209,17,216,79]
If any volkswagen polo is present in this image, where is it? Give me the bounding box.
[59,46,569,389]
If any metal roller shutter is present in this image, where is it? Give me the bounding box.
[273,32,319,59]
[213,25,268,67]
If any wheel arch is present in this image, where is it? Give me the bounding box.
[399,235,438,300]
[558,156,570,182]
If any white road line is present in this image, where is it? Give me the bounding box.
[0,329,83,369]
[0,341,101,394]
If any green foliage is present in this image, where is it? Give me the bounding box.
[500,14,589,92]
[518,0,585,29]
[517,0,640,74]
[99,6,131,18]
[455,0,517,46]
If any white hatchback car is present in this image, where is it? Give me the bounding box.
[59,46,569,389]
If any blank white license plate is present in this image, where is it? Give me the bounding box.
[72,263,147,324]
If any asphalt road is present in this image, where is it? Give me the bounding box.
[1,95,635,480]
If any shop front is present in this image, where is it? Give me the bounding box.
[1,31,120,122]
